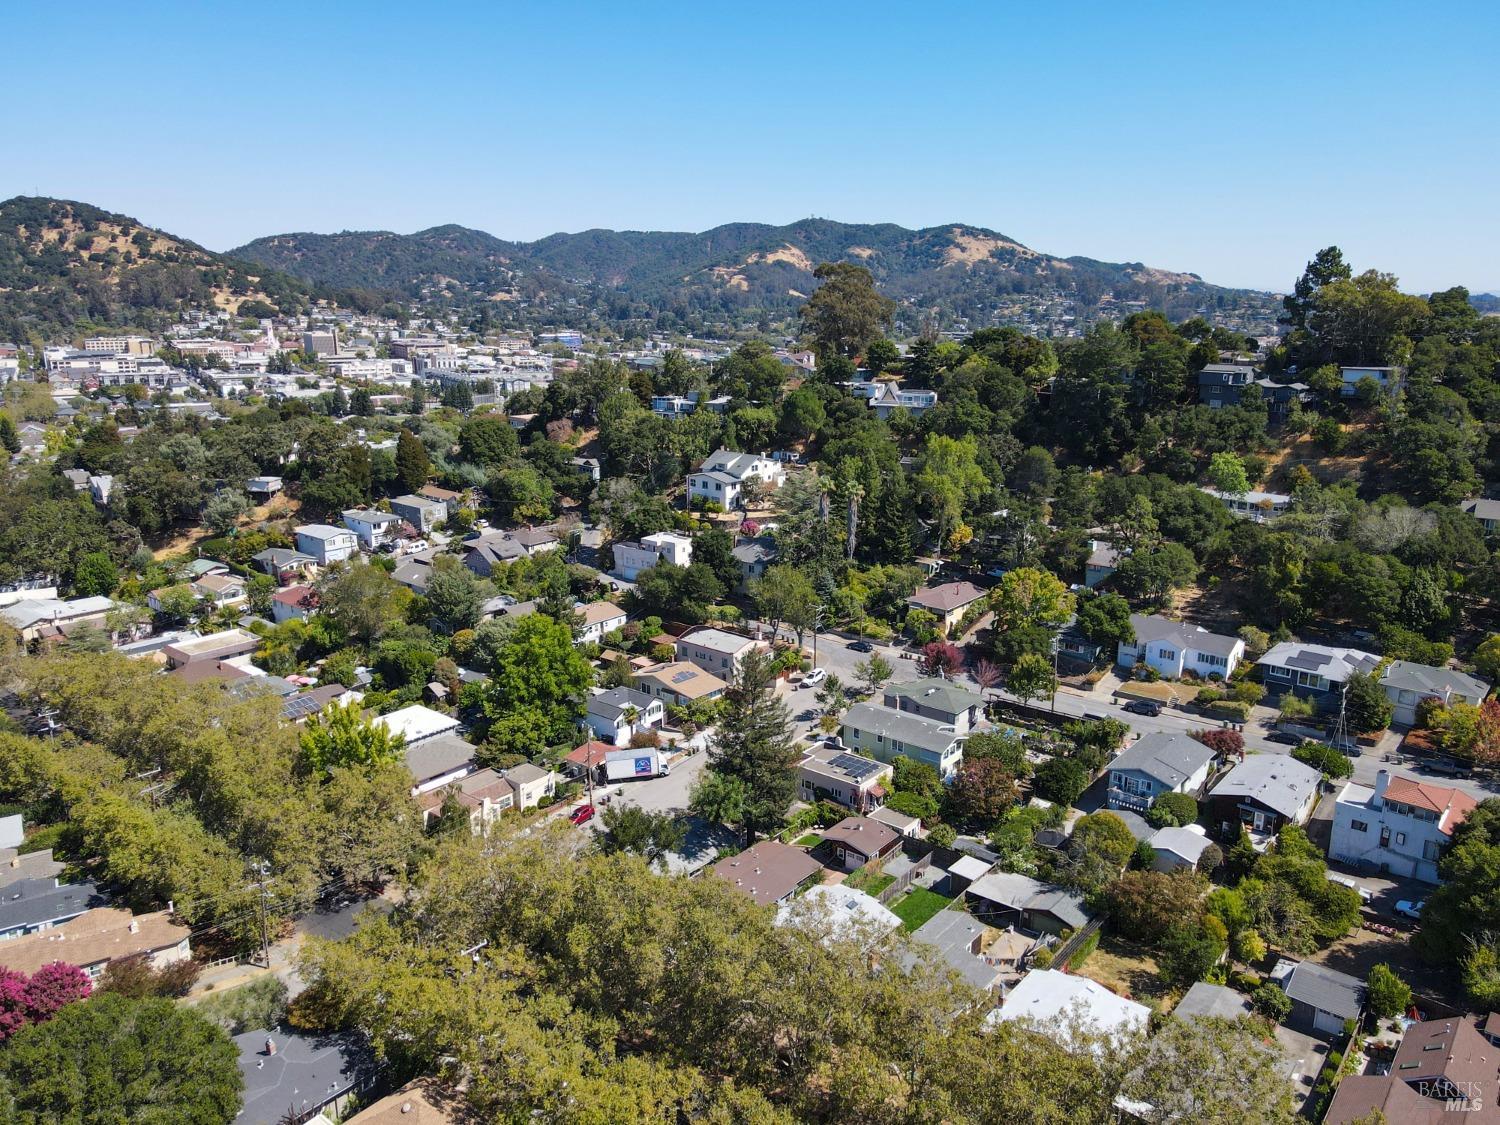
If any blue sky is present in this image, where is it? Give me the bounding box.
[4,1,1497,292]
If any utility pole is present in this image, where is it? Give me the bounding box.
[251,861,272,969]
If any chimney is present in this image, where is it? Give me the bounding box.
[264,1036,276,1056]
[1373,770,1390,802]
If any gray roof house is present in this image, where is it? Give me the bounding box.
[1380,661,1489,727]
[0,877,102,940]
[1206,753,1323,840]
[1259,642,1380,708]
[906,909,1008,993]
[964,872,1091,938]
[1145,826,1215,873]
[1173,980,1254,1022]
[1272,958,1364,1038]
[1106,732,1217,814]
[403,734,477,796]
[1461,497,1500,534]
[1116,613,1245,680]
[881,677,986,734]
[840,700,966,779]
[233,1028,377,1125]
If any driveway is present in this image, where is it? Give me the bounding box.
[579,748,710,833]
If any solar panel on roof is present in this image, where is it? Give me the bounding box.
[281,695,323,720]
[830,753,884,781]
[671,670,696,684]
[1286,651,1330,670]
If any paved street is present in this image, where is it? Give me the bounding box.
[577,744,710,835]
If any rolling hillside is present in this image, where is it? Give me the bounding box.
[0,196,313,343]
[235,218,1282,331]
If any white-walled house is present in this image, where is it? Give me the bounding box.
[1379,661,1489,727]
[294,524,358,565]
[341,508,402,550]
[584,687,665,746]
[1116,614,1244,680]
[1339,365,1402,398]
[675,627,760,678]
[687,449,785,510]
[612,531,693,581]
[1329,769,1476,883]
[574,600,627,645]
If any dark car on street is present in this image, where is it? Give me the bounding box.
[848,640,874,653]
[1123,700,1161,717]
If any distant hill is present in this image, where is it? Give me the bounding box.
[0,196,313,343]
[235,218,1281,333]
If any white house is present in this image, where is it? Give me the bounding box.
[1460,497,1500,535]
[840,700,966,779]
[341,508,402,550]
[992,969,1149,1049]
[1116,614,1245,680]
[612,531,692,582]
[388,494,446,534]
[294,524,358,565]
[867,382,939,419]
[686,448,785,510]
[675,627,760,678]
[270,585,318,624]
[1329,769,1477,883]
[1105,732,1216,814]
[584,687,665,746]
[1200,487,1293,523]
[1146,825,1214,873]
[574,600,627,645]
[1379,661,1490,727]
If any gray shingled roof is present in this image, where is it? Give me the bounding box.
[1210,754,1322,820]
[587,686,658,721]
[1380,660,1489,701]
[842,701,962,756]
[1128,613,1241,658]
[1109,732,1216,789]
[403,734,477,785]
[1280,959,1364,1020]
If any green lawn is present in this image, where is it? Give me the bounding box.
[846,867,896,896]
[890,888,951,932]
[794,833,822,848]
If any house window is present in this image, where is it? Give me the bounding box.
[1350,819,1368,832]
[1380,826,1391,847]
[1267,665,1291,679]
[1158,649,1176,662]
[1423,840,1441,861]
[1395,832,1406,846]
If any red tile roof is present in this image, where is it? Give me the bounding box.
[1385,775,1478,833]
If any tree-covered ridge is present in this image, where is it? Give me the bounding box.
[0,196,318,343]
[233,216,1283,328]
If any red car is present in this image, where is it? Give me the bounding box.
[568,804,596,826]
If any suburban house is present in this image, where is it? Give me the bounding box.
[1258,641,1380,709]
[1326,1016,1499,1124]
[732,536,778,592]
[573,600,627,645]
[775,883,901,948]
[415,768,515,831]
[1329,769,1476,883]
[633,661,727,708]
[612,531,693,581]
[234,1028,376,1125]
[0,876,100,940]
[1461,497,1500,535]
[160,628,259,669]
[0,595,125,645]
[1145,825,1215,873]
[388,494,446,534]
[1084,540,1121,588]
[188,573,247,608]
[1206,753,1323,840]
[246,474,283,500]
[1339,364,1401,398]
[251,547,316,583]
[819,815,902,871]
[0,907,191,981]
[840,700,966,778]
[294,524,358,565]
[686,448,785,510]
[906,580,988,636]
[1105,732,1216,813]
[867,382,939,419]
[797,746,893,812]
[500,762,556,809]
[583,687,665,746]
[994,969,1149,1045]
[1271,957,1364,1037]
[270,585,318,624]
[1379,661,1489,727]
[1116,614,1245,680]
[1197,365,1309,422]
[416,483,464,516]
[675,627,760,678]
[462,532,528,575]
[964,872,1092,937]
[341,508,403,550]
[399,735,477,798]
[907,909,1010,994]
[710,840,822,907]
[882,677,985,733]
[1201,487,1294,522]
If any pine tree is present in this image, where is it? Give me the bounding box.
[0,413,18,454]
[330,386,349,417]
[395,428,431,493]
[705,650,799,842]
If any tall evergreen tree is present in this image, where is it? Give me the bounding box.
[705,649,799,841]
[394,428,431,493]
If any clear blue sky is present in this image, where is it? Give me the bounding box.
[4,0,1497,292]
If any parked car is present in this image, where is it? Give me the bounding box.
[801,668,827,689]
[848,640,874,653]
[1395,899,1425,920]
[568,804,596,826]
[1265,731,1302,746]
[1123,700,1161,717]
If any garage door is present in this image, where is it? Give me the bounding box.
[1313,1007,1346,1035]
